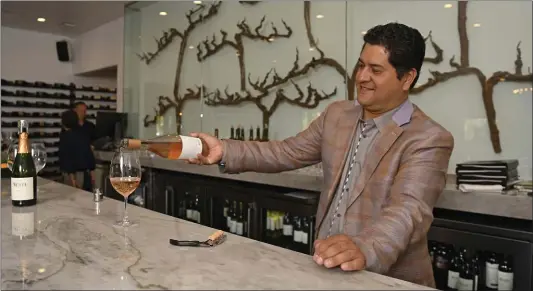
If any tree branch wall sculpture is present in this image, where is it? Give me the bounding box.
[142,2,222,130]
[410,1,532,153]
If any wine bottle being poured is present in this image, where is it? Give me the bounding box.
[120,134,210,160]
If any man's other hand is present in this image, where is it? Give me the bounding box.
[313,234,366,271]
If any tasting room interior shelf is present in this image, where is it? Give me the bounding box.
[1,79,117,181]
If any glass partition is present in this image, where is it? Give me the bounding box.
[123,0,532,179]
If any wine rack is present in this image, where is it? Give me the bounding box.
[1,79,117,181]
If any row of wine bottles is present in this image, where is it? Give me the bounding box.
[1,89,116,102]
[1,79,117,93]
[223,200,249,236]
[263,210,314,254]
[2,111,96,119]
[1,100,115,110]
[214,125,269,141]
[429,240,514,290]
[2,121,61,128]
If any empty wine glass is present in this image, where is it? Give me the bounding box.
[31,143,47,174]
[7,142,18,172]
[109,149,141,228]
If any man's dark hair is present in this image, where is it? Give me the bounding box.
[73,101,86,108]
[61,110,78,129]
[363,22,426,89]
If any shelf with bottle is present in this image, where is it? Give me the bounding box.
[215,125,269,141]
[429,240,517,291]
[2,121,62,129]
[1,111,97,119]
[261,209,315,255]
[1,79,117,94]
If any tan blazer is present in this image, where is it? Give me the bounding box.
[222,100,454,287]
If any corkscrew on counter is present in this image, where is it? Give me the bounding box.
[169,230,227,247]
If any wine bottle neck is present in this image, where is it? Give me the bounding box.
[18,132,30,154]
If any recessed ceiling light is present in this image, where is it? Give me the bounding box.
[309,47,315,51]
[159,11,167,16]
[444,3,452,8]
[316,14,324,19]
[193,1,202,4]
[473,23,481,27]
[361,31,367,35]
[189,45,194,49]
[37,17,46,22]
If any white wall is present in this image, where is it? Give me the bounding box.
[126,1,532,179]
[1,26,116,88]
[72,17,124,75]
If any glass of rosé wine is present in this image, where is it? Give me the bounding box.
[109,149,141,227]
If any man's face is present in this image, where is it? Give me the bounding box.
[74,104,87,120]
[355,44,415,113]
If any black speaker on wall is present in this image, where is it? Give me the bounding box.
[56,40,70,62]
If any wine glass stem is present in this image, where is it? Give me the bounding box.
[123,197,129,223]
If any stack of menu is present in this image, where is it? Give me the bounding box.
[455,160,520,190]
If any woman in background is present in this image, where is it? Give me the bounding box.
[59,110,95,190]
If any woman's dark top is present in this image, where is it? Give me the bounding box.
[59,110,95,174]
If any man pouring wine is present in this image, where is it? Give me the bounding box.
[123,22,454,288]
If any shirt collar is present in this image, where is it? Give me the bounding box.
[355,99,413,132]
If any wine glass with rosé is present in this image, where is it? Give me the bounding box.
[109,149,141,227]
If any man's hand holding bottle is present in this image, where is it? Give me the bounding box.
[187,132,223,165]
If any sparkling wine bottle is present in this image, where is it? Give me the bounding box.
[121,134,209,160]
[11,120,37,207]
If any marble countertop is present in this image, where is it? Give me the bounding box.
[1,178,431,290]
[94,151,532,221]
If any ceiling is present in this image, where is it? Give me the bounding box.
[1,1,129,37]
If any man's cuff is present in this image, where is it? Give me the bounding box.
[352,236,378,272]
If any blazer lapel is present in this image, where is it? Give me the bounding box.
[346,100,414,208]
[315,104,361,234]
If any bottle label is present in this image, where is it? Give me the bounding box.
[301,231,308,245]
[282,224,293,236]
[293,230,302,243]
[178,135,203,160]
[447,270,459,289]
[186,209,193,220]
[457,278,473,291]
[195,211,201,223]
[11,177,34,201]
[474,275,478,291]
[236,222,244,235]
[230,220,237,233]
[11,211,35,237]
[227,216,231,228]
[223,207,228,217]
[485,262,499,288]
[497,271,513,290]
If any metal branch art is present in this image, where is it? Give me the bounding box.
[410,1,532,153]
[143,1,222,129]
[196,16,292,91]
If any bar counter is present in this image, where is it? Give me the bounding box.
[94,151,532,221]
[1,178,431,290]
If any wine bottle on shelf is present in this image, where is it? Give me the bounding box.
[121,135,209,160]
[236,202,245,236]
[214,128,219,138]
[229,201,237,233]
[235,126,241,141]
[230,126,235,140]
[240,126,245,140]
[262,124,269,141]
[255,126,261,141]
[248,127,254,141]
[433,244,452,290]
[458,261,474,291]
[11,120,37,207]
[292,216,303,248]
[471,253,481,290]
[193,195,201,223]
[485,252,499,290]
[301,217,310,248]
[497,256,513,291]
[282,212,293,249]
[223,199,230,219]
[448,252,462,290]
[186,194,194,222]
[265,210,272,241]
[226,200,234,231]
